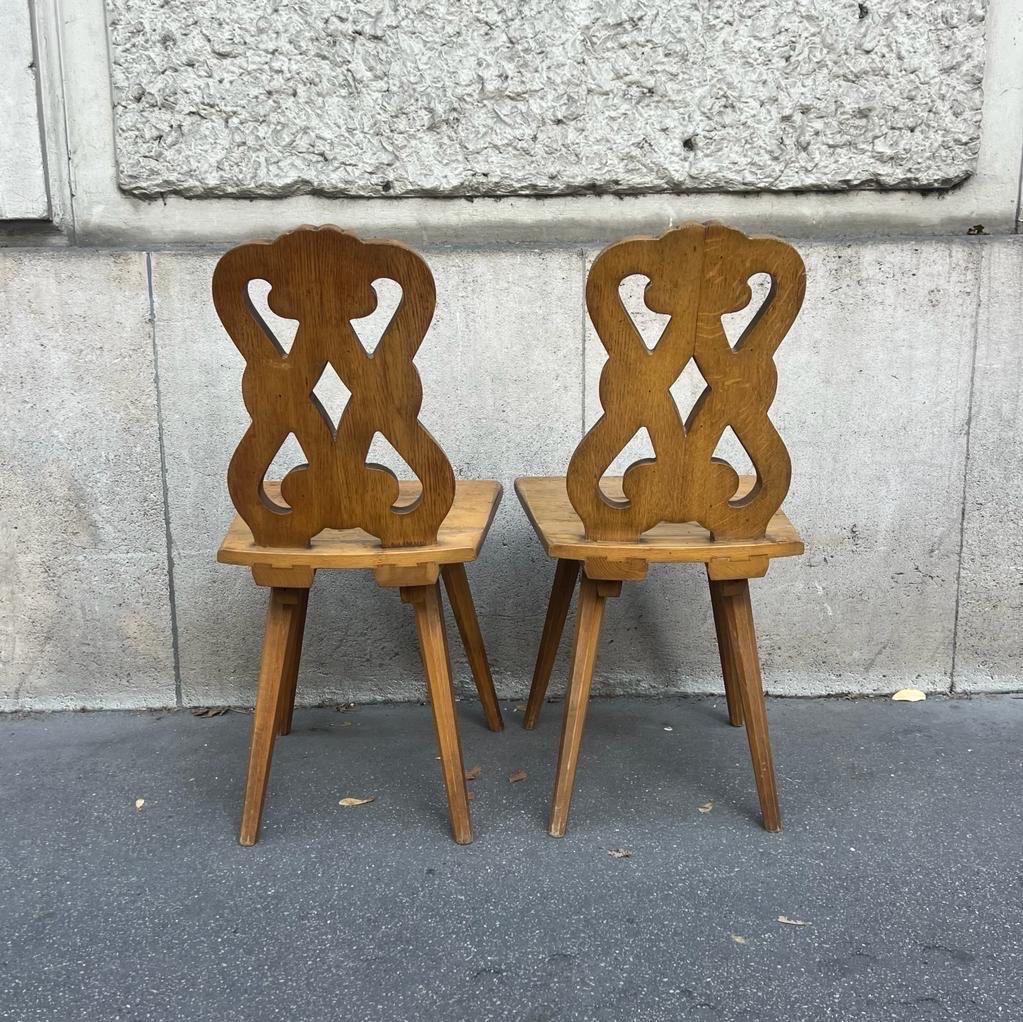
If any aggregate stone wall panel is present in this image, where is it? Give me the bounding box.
[106,0,987,199]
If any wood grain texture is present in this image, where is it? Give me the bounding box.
[214,225,455,548]
[215,229,502,847]
[523,558,580,730]
[275,587,310,736]
[404,583,473,844]
[440,563,504,732]
[239,587,304,845]
[516,476,802,568]
[710,578,782,831]
[567,222,805,542]
[251,564,316,588]
[220,480,502,572]
[708,578,744,727]
[548,575,615,838]
[517,223,802,837]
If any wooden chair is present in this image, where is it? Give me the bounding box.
[213,225,503,846]
[517,222,806,837]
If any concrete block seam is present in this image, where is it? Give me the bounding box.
[146,251,183,705]
[948,248,986,693]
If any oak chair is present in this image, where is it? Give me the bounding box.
[213,225,503,846]
[518,222,806,837]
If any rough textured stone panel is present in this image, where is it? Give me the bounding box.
[954,239,1023,692]
[583,239,979,696]
[150,247,583,705]
[107,0,986,199]
[0,252,175,709]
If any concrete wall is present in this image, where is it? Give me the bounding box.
[1,0,1022,710]
[0,252,175,707]
[2,237,1021,710]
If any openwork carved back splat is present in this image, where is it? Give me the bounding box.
[213,226,455,548]
[567,222,805,542]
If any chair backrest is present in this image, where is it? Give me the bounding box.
[213,226,455,548]
[567,222,805,542]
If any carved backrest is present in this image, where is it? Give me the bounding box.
[567,222,805,541]
[213,226,455,548]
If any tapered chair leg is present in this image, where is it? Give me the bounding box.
[440,563,503,732]
[240,587,305,846]
[548,575,618,837]
[708,579,744,727]
[276,587,310,736]
[524,558,580,729]
[709,577,782,832]
[404,582,473,844]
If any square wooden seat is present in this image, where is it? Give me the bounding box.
[516,476,802,583]
[220,480,502,588]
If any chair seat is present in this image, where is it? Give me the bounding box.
[218,479,502,573]
[515,476,803,570]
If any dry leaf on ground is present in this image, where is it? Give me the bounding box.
[339,796,376,808]
[777,915,811,927]
[608,848,632,859]
[892,688,926,702]
[698,801,714,813]
[731,935,747,944]
[134,798,145,810]
[191,706,229,717]
[509,769,528,783]
[514,705,527,713]
[464,766,481,781]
